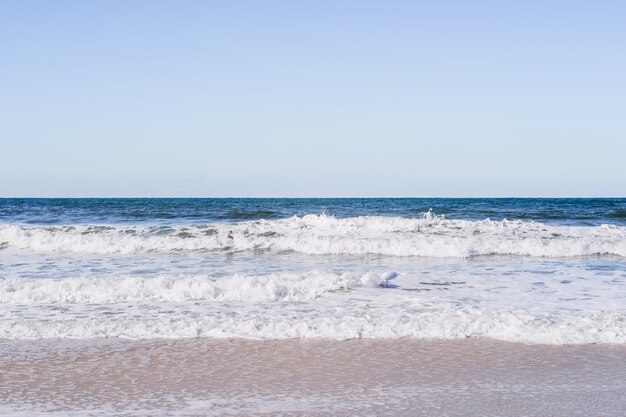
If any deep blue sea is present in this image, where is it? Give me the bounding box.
[1,198,625,343]
[2,198,626,225]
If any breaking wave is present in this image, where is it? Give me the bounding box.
[1,268,625,344]
[0,271,392,304]
[1,214,625,257]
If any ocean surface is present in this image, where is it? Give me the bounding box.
[1,198,626,344]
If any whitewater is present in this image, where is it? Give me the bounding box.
[1,199,625,344]
[1,213,625,257]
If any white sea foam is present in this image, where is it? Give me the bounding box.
[2,213,626,344]
[2,297,625,344]
[1,214,625,257]
[0,271,391,304]
[1,268,625,344]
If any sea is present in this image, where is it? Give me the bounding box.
[1,197,625,344]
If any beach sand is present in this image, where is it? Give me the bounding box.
[1,338,625,416]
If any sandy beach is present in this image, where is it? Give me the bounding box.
[2,338,625,416]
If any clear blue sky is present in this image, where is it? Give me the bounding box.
[1,1,625,197]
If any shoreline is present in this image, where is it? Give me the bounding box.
[2,338,626,416]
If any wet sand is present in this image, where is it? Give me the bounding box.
[1,338,626,416]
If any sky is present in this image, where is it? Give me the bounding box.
[1,0,625,197]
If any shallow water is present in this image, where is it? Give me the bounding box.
[1,338,626,416]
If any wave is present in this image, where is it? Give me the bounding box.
[1,269,626,344]
[1,300,625,345]
[0,271,392,304]
[1,214,625,257]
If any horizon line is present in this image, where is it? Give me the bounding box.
[1,196,625,200]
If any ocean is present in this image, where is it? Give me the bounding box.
[1,198,626,343]
[2,198,626,416]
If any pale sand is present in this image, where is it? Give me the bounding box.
[1,338,626,416]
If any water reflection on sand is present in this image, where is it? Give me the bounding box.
[1,338,626,416]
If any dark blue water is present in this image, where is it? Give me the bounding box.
[1,198,625,226]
